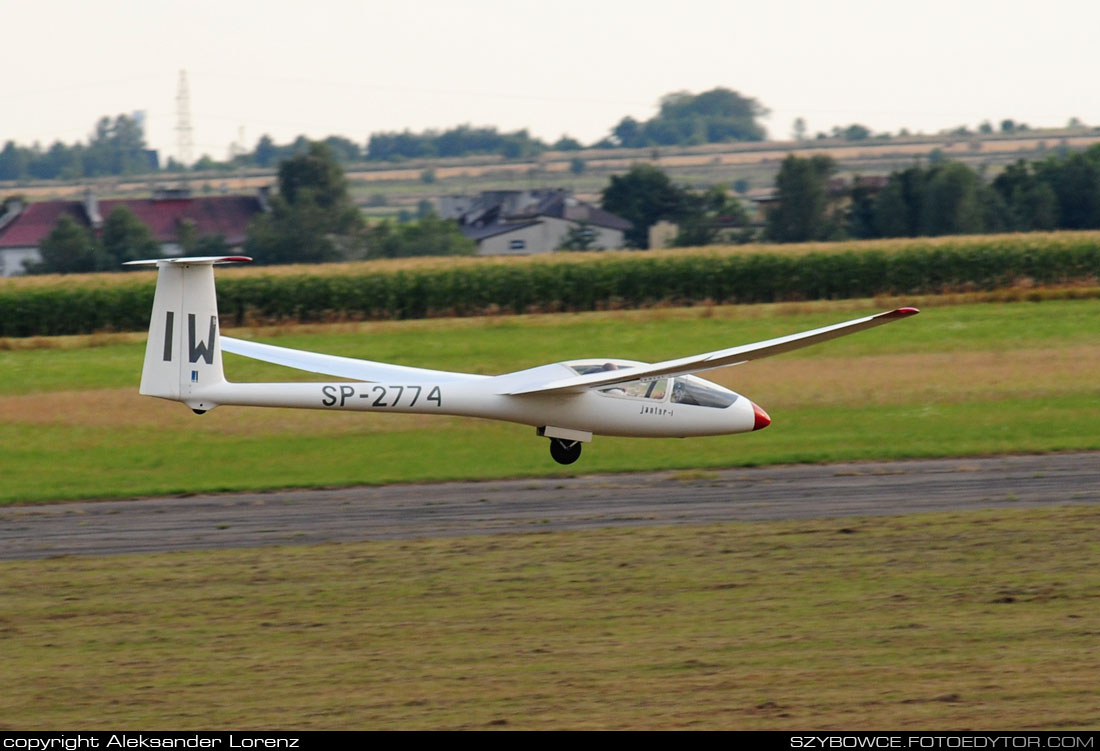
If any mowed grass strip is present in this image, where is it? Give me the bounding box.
[4,296,1099,394]
[1,298,1098,503]
[3,396,1095,503]
[2,506,1097,729]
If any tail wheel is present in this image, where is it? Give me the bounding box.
[549,438,582,465]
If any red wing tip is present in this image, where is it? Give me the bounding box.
[751,401,771,431]
[220,256,253,263]
[883,306,920,318]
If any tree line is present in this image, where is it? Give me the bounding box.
[22,136,1100,275]
[599,164,751,249]
[0,114,156,181]
[766,144,1100,243]
[26,142,475,274]
[1,88,775,179]
[28,208,230,274]
[7,91,1090,181]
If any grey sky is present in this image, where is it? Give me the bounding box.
[3,0,1096,163]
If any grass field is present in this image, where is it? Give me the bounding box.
[3,506,1097,729]
[3,294,1098,730]
[1,296,1098,504]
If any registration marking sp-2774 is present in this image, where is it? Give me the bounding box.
[320,384,442,408]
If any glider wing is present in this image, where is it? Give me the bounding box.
[221,336,486,384]
[501,308,919,396]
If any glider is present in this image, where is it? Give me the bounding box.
[127,256,919,464]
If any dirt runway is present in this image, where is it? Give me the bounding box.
[2,453,1097,561]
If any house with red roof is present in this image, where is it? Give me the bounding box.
[0,188,268,275]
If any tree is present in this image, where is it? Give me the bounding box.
[600,164,690,248]
[992,160,1060,230]
[40,141,83,180]
[0,141,28,181]
[834,124,871,141]
[245,141,365,264]
[673,185,750,247]
[100,206,158,267]
[605,88,768,148]
[792,117,807,141]
[1035,152,1100,229]
[27,215,100,274]
[847,179,880,239]
[557,222,597,251]
[365,212,474,259]
[82,114,152,176]
[365,125,547,162]
[276,141,351,209]
[866,161,1019,239]
[612,117,644,148]
[192,155,218,172]
[253,135,279,168]
[872,176,915,238]
[552,135,583,151]
[322,135,361,163]
[765,155,837,242]
[192,233,229,256]
[922,162,985,236]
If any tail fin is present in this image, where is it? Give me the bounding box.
[126,256,251,410]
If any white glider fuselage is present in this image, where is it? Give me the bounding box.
[127,256,917,464]
[190,369,759,438]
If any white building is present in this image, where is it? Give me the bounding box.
[438,189,632,255]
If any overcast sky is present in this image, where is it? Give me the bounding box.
[3,0,1097,163]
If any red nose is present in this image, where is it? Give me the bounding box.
[751,401,771,431]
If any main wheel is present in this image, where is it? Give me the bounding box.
[549,438,582,465]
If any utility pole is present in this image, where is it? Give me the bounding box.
[175,70,194,167]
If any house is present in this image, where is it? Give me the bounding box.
[0,188,268,276]
[438,189,632,255]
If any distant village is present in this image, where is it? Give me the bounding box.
[0,186,641,276]
[3,86,1099,276]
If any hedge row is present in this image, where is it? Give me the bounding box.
[2,241,1098,337]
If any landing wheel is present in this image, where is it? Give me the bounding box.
[549,438,582,465]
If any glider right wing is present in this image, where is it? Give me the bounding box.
[500,307,919,396]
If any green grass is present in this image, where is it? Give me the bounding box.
[2,397,1097,503]
[4,297,1098,394]
[3,294,1097,730]
[1,297,1098,503]
[3,506,1097,729]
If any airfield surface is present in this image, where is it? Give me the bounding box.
[2,452,1097,560]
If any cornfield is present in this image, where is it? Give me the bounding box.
[1,233,1097,337]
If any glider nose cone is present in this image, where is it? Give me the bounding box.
[751,401,771,431]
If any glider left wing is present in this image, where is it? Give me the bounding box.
[501,307,919,396]
[221,336,486,384]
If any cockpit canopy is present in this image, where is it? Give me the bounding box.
[565,360,737,408]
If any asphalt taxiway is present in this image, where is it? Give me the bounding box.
[1,453,1097,560]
